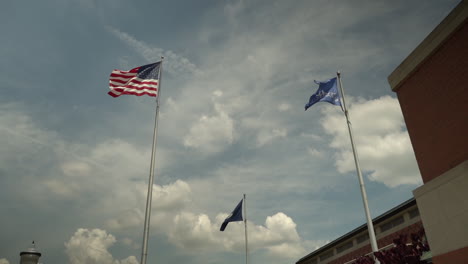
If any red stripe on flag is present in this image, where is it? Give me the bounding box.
[121,91,157,97]
[109,83,158,91]
[109,78,158,86]
[108,91,120,97]
[109,78,133,84]
[110,73,137,79]
[109,90,157,97]
[111,87,158,93]
[128,79,158,85]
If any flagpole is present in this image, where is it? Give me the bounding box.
[336,72,379,256]
[243,194,249,264]
[141,57,164,264]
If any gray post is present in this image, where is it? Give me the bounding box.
[141,57,164,264]
[336,72,379,256]
[243,194,249,264]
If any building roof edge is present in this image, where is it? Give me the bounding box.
[296,198,417,264]
[388,0,468,92]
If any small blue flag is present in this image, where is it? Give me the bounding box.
[305,77,342,110]
[220,199,243,231]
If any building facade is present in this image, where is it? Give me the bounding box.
[296,199,423,264]
[388,1,468,263]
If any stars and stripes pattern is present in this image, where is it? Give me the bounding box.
[108,62,161,98]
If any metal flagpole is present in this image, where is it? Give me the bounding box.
[243,194,249,264]
[336,72,379,256]
[141,57,164,264]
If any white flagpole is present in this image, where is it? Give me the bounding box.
[336,72,379,256]
[243,194,249,264]
[141,57,164,264]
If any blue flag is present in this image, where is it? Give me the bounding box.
[305,77,342,110]
[220,199,243,231]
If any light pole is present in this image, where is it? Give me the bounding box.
[19,241,41,264]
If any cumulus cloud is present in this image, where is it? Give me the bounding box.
[65,228,138,264]
[183,100,235,153]
[168,211,307,259]
[106,209,143,230]
[0,104,193,234]
[0,259,10,264]
[0,103,308,260]
[321,96,421,187]
[152,180,192,210]
[106,179,191,231]
[34,138,151,200]
[168,212,220,250]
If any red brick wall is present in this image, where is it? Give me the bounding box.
[329,222,423,264]
[395,21,468,183]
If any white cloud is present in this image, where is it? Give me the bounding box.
[120,238,139,249]
[106,180,192,232]
[0,106,310,261]
[307,148,324,158]
[183,107,234,153]
[61,161,91,177]
[168,212,220,250]
[119,256,139,264]
[168,211,308,260]
[321,96,421,187]
[300,133,323,141]
[0,258,10,264]
[260,212,301,244]
[107,27,199,75]
[106,209,143,230]
[267,242,306,259]
[65,228,138,264]
[0,104,59,161]
[256,128,287,147]
[240,117,289,148]
[34,139,152,200]
[44,179,81,198]
[278,103,291,112]
[152,180,192,210]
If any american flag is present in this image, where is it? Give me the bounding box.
[108,62,161,97]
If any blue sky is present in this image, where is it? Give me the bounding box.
[0,0,460,264]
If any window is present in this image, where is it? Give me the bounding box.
[320,250,334,261]
[393,215,404,225]
[306,258,317,264]
[357,233,369,244]
[380,216,404,232]
[336,241,353,253]
[409,208,420,219]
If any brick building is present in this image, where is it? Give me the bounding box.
[388,0,468,263]
[296,199,424,264]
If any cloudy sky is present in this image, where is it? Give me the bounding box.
[0,0,460,264]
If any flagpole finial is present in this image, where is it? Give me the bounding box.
[337,71,341,76]
[161,56,164,61]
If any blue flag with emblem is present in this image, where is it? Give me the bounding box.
[220,199,243,231]
[305,77,342,110]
